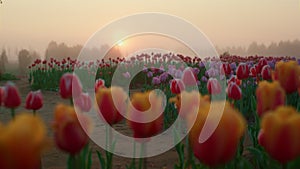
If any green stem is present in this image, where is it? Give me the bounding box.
[282,163,287,169]
[70,98,74,106]
[11,108,15,119]
[33,110,36,115]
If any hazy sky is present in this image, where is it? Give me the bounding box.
[0,0,300,57]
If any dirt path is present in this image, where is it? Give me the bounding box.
[0,78,179,169]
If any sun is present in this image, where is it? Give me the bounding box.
[117,40,124,47]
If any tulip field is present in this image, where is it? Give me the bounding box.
[1,53,300,169]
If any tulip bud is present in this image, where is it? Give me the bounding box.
[236,63,250,80]
[189,102,246,166]
[273,61,300,93]
[95,78,105,92]
[96,87,127,125]
[3,82,21,109]
[207,78,222,95]
[170,79,185,94]
[53,104,91,155]
[256,81,285,117]
[258,106,300,163]
[127,91,164,139]
[59,73,82,99]
[74,93,92,112]
[25,90,43,111]
[261,65,272,80]
[227,82,242,100]
[0,113,49,169]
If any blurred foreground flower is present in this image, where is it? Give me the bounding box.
[169,91,209,119]
[189,101,246,167]
[273,61,300,94]
[127,91,163,139]
[53,104,91,155]
[96,87,127,125]
[258,106,300,163]
[256,81,285,117]
[0,113,50,169]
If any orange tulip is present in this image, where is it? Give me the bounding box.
[258,106,300,163]
[273,61,300,94]
[169,90,210,119]
[96,87,128,125]
[0,113,49,169]
[189,101,246,167]
[127,91,164,139]
[53,104,91,155]
[256,81,286,117]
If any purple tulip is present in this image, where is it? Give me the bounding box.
[230,62,237,70]
[159,72,169,82]
[201,76,208,82]
[152,76,161,85]
[297,59,300,65]
[199,61,205,68]
[147,71,153,78]
[123,72,131,79]
[193,67,200,75]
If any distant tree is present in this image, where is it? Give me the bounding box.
[0,49,8,75]
[18,49,31,74]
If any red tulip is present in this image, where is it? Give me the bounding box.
[3,82,21,109]
[182,68,198,86]
[96,87,127,125]
[74,93,92,112]
[228,75,242,86]
[250,67,257,77]
[261,65,272,80]
[59,73,82,99]
[207,78,222,95]
[25,90,43,111]
[236,63,249,80]
[95,78,105,92]
[227,82,242,100]
[170,79,185,94]
[257,58,268,73]
[221,63,232,76]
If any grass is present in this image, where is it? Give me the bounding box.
[0,73,19,81]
